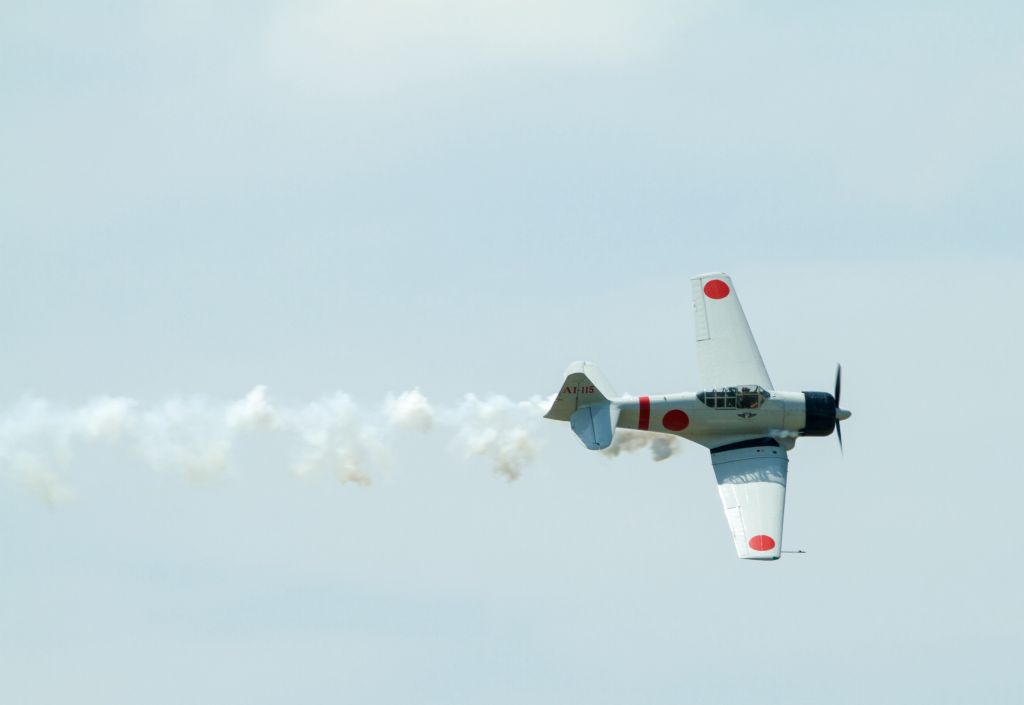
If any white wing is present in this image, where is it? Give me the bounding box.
[691,272,773,390]
[711,440,788,560]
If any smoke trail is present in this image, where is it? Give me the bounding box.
[283,392,386,486]
[446,394,550,481]
[0,387,681,502]
[77,396,137,440]
[383,389,434,432]
[601,429,680,462]
[0,398,77,506]
[227,385,275,431]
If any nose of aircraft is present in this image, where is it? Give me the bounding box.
[836,407,852,421]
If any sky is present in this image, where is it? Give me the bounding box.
[2,1,1023,703]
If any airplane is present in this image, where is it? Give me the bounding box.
[543,272,850,560]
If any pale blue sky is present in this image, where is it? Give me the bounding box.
[2,2,1023,704]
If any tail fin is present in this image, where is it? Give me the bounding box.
[544,361,618,421]
[544,362,620,450]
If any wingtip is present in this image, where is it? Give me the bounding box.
[692,270,730,282]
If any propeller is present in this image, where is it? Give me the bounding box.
[834,363,851,453]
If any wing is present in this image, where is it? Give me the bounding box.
[691,272,773,390]
[711,440,788,560]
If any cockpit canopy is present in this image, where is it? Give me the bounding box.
[697,385,769,410]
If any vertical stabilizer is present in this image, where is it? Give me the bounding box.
[543,361,618,421]
[544,361,620,451]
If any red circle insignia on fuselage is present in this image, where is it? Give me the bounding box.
[704,279,730,299]
[662,409,689,431]
[748,535,776,551]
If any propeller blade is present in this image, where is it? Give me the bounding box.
[834,363,842,407]
[835,363,844,455]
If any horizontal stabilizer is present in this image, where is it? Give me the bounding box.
[570,402,620,450]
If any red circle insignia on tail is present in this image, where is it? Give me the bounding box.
[703,279,730,299]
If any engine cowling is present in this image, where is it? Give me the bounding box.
[801,391,837,437]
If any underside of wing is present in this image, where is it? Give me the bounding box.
[710,440,788,560]
[691,273,773,390]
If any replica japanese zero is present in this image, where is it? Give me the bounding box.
[544,272,851,561]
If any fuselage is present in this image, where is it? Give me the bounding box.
[614,390,815,450]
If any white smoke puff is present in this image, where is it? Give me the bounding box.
[538,393,557,415]
[321,426,387,486]
[601,429,649,456]
[449,394,544,480]
[384,389,434,432]
[226,385,276,430]
[770,429,799,440]
[459,426,531,480]
[0,398,71,445]
[172,443,230,482]
[339,467,372,486]
[286,393,356,477]
[601,429,680,462]
[649,436,677,461]
[332,431,381,486]
[0,398,77,500]
[75,396,137,441]
[137,397,232,481]
[498,429,539,480]
[285,393,388,484]
[21,461,75,507]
